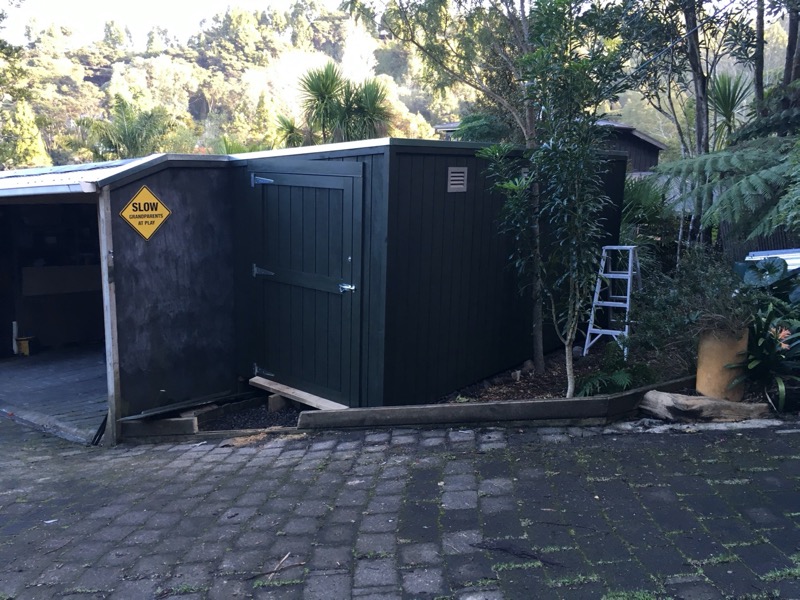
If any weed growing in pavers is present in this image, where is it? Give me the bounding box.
[706,478,751,485]
[762,565,800,581]
[722,536,769,548]
[492,560,543,571]
[737,591,781,599]
[738,466,776,473]
[252,578,304,588]
[535,545,575,553]
[601,591,659,600]
[462,577,497,587]
[688,553,738,566]
[760,553,800,582]
[586,475,617,482]
[629,482,669,489]
[546,573,601,587]
[354,551,394,559]
[154,584,209,596]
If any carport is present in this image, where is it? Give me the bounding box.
[0,155,238,444]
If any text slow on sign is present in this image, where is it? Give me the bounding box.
[120,186,172,241]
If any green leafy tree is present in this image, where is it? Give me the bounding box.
[526,0,622,397]
[189,8,286,75]
[344,0,540,145]
[481,0,625,395]
[0,99,52,168]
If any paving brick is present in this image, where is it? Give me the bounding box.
[402,567,445,595]
[354,558,399,587]
[304,573,351,599]
[442,491,478,510]
[400,542,443,566]
[357,533,397,555]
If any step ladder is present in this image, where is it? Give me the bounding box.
[583,245,641,358]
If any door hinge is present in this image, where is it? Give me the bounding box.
[253,363,275,378]
[250,174,274,188]
[252,263,275,278]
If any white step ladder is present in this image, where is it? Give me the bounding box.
[583,245,641,357]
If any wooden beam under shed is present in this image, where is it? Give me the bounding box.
[249,377,348,411]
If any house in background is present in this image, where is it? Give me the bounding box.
[598,120,668,174]
[433,120,667,174]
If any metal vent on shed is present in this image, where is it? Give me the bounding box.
[447,167,468,192]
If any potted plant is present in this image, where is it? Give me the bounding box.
[631,249,761,401]
[690,282,756,402]
[729,303,800,410]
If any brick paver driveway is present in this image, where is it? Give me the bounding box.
[3,416,800,599]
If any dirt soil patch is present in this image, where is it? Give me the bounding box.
[441,344,690,403]
[200,403,302,431]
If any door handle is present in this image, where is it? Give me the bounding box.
[338,283,356,293]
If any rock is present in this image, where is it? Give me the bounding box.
[640,391,770,423]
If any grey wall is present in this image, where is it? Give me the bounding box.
[110,167,237,417]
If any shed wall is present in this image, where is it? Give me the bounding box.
[604,134,661,172]
[383,147,533,406]
[110,167,237,417]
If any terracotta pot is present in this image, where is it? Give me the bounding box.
[696,329,749,402]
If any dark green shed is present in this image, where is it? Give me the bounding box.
[233,139,627,409]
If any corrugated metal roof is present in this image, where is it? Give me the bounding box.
[0,156,151,197]
[0,154,231,198]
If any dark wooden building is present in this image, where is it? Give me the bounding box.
[599,121,667,173]
[434,120,667,174]
[0,155,237,443]
[0,139,627,442]
[233,139,627,409]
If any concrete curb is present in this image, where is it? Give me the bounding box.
[0,405,96,445]
[297,375,696,430]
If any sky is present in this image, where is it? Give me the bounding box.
[2,0,299,48]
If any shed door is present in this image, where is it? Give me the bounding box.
[248,160,364,407]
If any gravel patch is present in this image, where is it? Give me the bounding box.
[200,403,302,430]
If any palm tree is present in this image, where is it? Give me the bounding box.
[709,73,751,150]
[352,79,392,140]
[275,115,306,148]
[92,96,174,160]
[300,62,345,144]
[333,80,361,142]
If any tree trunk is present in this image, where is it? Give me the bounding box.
[785,10,798,86]
[526,105,545,374]
[683,0,709,243]
[792,25,800,82]
[531,205,545,373]
[564,341,575,398]
[683,1,709,156]
[755,0,764,106]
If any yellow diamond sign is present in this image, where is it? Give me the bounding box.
[120,186,171,241]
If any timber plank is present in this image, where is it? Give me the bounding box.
[249,376,347,411]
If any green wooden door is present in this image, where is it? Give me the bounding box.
[248,160,364,407]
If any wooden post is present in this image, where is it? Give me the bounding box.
[98,186,121,445]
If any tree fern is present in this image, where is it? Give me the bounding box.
[657,135,800,239]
